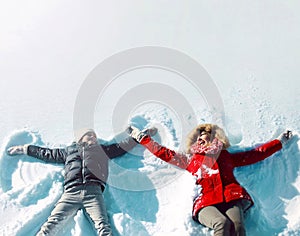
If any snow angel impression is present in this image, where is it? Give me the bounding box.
[129,124,293,236]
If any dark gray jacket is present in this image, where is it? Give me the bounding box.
[27,137,137,190]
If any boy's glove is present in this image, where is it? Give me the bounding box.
[277,130,293,145]
[7,144,29,156]
[127,126,157,143]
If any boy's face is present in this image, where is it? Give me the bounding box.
[81,131,97,145]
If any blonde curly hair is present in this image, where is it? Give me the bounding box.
[186,124,230,153]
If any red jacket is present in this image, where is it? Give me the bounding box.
[140,137,282,220]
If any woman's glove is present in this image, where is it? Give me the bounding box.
[277,130,293,145]
[127,126,157,143]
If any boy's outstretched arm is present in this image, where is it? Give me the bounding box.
[7,145,29,156]
[8,144,66,163]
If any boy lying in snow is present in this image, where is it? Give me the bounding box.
[7,128,139,236]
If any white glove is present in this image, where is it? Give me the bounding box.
[145,127,158,137]
[7,145,28,156]
[277,130,293,145]
[128,126,157,142]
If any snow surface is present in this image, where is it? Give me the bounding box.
[1,1,300,236]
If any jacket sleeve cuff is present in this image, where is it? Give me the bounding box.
[23,144,30,155]
[139,135,151,145]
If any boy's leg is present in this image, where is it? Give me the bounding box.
[36,187,81,236]
[82,185,112,236]
[198,205,233,236]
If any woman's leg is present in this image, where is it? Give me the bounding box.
[198,206,233,236]
[224,201,246,236]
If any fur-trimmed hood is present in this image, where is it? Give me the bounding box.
[186,124,230,153]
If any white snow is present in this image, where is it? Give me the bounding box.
[1,1,300,236]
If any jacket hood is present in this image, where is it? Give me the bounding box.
[186,124,230,153]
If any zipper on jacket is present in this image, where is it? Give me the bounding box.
[82,146,86,184]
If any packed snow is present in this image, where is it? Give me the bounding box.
[1,1,300,236]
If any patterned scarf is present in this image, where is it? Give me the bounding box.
[190,138,224,155]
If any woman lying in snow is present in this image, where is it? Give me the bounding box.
[128,124,293,236]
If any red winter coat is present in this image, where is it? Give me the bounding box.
[140,137,282,220]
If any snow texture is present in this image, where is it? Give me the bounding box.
[1,1,300,236]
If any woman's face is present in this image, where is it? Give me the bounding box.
[195,130,211,147]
